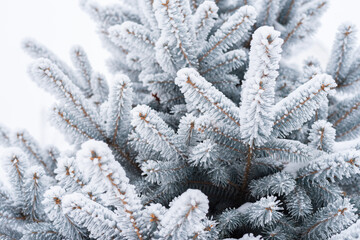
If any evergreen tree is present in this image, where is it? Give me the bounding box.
[1,0,360,239]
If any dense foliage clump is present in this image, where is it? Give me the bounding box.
[1,0,360,239]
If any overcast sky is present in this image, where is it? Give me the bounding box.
[0,0,360,150]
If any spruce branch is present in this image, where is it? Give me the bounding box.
[105,74,133,146]
[154,0,198,69]
[297,151,360,184]
[156,189,209,239]
[308,120,336,152]
[199,5,256,63]
[272,73,336,138]
[240,26,283,146]
[282,0,328,50]
[326,23,357,86]
[14,130,52,176]
[131,105,186,161]
[302,198,357,239]
[193,1,219,45]
[175,68,241,128]
[62,192,123,240]
[30,58,105,140]
[43,186,86,240]
[76,140,143,239]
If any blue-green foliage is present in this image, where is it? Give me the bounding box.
[1,0,360,239]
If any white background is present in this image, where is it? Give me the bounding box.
[0,0,359,150]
